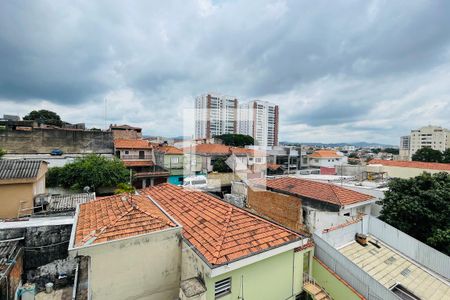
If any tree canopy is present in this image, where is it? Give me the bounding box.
[0,148,6,159]
[47,154,130,191]
[412,147,445,163]
[212,157,232,173]
[23,109,63,127]
[214,134,254,147]
[379,172,450,255]
[442,149,450,163]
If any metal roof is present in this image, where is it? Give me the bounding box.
[47,193,96,212]
[0,160,45,180]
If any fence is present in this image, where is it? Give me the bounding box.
[369,216,450,279]
[314,233,399,300]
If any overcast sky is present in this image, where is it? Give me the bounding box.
[1,0,450,144]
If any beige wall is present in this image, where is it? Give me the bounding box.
[383,166,450,179]
[0,164,47,219]
[71,227,182,300]
[0,183,34,218]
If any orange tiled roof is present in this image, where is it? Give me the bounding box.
[155,145,184,155]
[123,160,154,167]
[140,184,301,266]
[184,143,231,155]
[184,144,265,157]
[267,163,282,170]
[369,159,450,171]
[114,139,153,149]
[309,150,341,158]
[251,177,374,207]
[74,194,176,247]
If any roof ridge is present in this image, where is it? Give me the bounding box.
[211,206,234,263]
[329,184,343,206]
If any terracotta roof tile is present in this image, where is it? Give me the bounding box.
[155,145,184,155]
[140,184,301,266]
[369,159,450,171]
[183,144,264,156]
[251,177,374,207]
[267,163,282,170]
[114,139,153,149]
[74,194,176,247]
[309,150,341,158]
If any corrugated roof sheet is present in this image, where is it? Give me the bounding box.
[47,193,96,212]
[0,160,45,180]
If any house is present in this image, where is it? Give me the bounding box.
[69,193,182,300]
[248,177,377,232]
[114,139,169,188]
[141,184,312,300]
[69,184,313,300]
[267,163,284,175]
[184,144,266,177]
[314,215,450,300]
[109,124,142,140]
[367,159,450,179]
[307,150,348,170]
[0,160,47,219]
[0,239,24,300]
[154,145,186,185]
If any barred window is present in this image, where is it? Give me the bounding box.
[214,277,231,298]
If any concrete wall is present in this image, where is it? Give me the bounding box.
[204,249,305,300]
[0,225,72,270]
[0,127,113,154]
[247,188,303,231]
[312,257,364,300]
[72,228,182,300]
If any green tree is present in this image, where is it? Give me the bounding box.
[442,148,450,163]
[212,157,232,173]
[214,134,254,147]
[412,147,443,163]
[379,172,450,255]
[46,154,129,191]
[23,109,63,127]
[115,183,135,194]
[383,148,399,155]
[0,148,5,159]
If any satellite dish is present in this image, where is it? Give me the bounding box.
[83,186,91,193]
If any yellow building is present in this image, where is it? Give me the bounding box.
[368,159,450,179]
[0,160,47,219]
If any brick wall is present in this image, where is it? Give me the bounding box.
[247,188,303,231]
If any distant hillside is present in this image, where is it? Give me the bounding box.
[280,141,397,148]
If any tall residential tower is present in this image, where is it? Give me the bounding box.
[195,93,238,139]
[238,100,279,147]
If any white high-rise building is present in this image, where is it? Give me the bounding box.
[401,125,450,160]
[195,93,238,139]
[238,100,279,146]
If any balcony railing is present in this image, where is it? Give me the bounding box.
[120,154,152,160]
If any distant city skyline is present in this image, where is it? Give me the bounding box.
[1,1,450,144]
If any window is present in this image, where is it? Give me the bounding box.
[124,150,129,154]
[214,277,231,298]
[390,283,420,300]
[171,157,179,164]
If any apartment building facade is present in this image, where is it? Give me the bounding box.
[401,125,450,159]
[238,100,279,146]
[195,94,238,139]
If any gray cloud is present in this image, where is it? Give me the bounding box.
[1,0,450,144]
